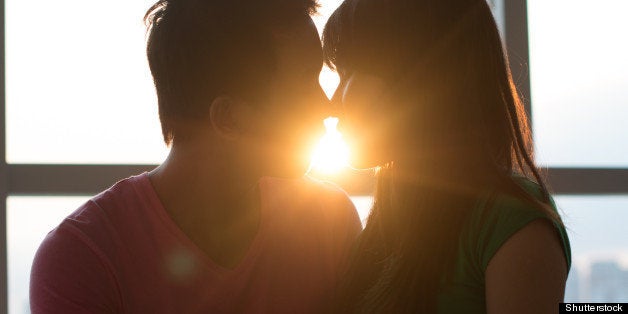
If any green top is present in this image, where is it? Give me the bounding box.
[437,177,572,314]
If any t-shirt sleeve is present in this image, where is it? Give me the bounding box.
[470,189,571,272]
[30,225,121,314]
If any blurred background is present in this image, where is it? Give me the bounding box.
[2,0,628,313]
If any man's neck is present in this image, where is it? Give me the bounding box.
[149,144,260,224]
[148,143,263,268]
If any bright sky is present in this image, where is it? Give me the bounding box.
[5,0,165,164]
[4,0,345,165]
[528,0,628,167]
[6,0,628,167]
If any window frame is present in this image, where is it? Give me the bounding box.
[1,0,627,313]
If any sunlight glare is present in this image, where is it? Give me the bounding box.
[309,117,350,175]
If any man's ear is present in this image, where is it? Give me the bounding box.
[209,96,241,140]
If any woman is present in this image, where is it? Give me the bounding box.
[322,0,571,313]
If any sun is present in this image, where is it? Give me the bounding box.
[308,117,351,176]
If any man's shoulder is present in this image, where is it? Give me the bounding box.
[90,173,150,213]
[302,175,352,200]
[53,173,151,247]
[65,174,142,221]
[29,177,148,314]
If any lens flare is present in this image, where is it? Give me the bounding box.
[308,117,350,175]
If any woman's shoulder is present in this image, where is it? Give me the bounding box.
[463,175,570,270]
[471,175,554,225]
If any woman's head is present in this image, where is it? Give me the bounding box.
[325,1,557,312]
[324,0,529,181]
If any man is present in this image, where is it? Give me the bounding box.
[29,0,361,312]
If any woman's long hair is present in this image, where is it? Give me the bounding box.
[323,0,563,312]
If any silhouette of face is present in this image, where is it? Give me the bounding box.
[332,73,396,169]
[239,17,328,178]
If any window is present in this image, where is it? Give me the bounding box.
[2,0,627,313]
[528,0,628,167]
[5,0,166,164]
[527,0,628,301]
[556,195,628,301]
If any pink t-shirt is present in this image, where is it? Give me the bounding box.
[30,173,361,313]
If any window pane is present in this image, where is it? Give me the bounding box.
[487,0,505,37]
[6,0,168,164]
[556,195,628,302]
[7,196,89,314]
[528,0,628,167]
[349,195,373,227]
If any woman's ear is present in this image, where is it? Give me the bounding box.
[209,96,241,140]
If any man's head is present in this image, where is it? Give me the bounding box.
[144,0,328,178]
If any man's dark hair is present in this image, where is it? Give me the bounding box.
[144,0,319,144]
